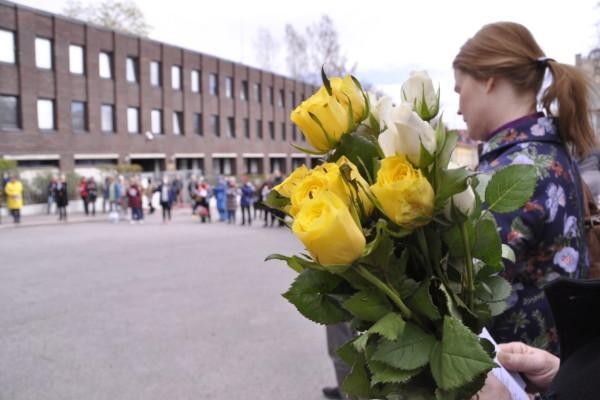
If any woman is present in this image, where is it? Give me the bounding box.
[155,176,176,223]
[127,177,143,224]
[54,174,69,222]
[453,22,594,355]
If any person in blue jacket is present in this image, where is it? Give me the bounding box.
[240,176,255,226]
[213,176,228,221]
[453,21,595,355]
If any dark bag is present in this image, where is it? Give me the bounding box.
[580,180,600,278]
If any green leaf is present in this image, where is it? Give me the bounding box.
[264,253,304,273]
[474,173,492,201]
[264,189,290,210]
[472,218,502,266]
[353,332,370,352]
[442,224,473,258]
[328,130,381,184]
[501,244,515,263]
[429,316,496,390]
[485,164,537,213]
[435,167,472,210]
[436,128,458,171]
[342,354,371,398]
[372,322,436,370]
[283,269,351,325]
[321,65,332,95]
[475,275,511,303]
[337,337,360,366]
[406,279,442,321]
[368,312,406,341]
[289,142,327,156]
[367,359,422,386]
[343,289,392,322]
[488,300,508,317]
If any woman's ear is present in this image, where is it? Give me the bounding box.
[484,76,496,94]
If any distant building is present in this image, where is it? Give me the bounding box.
[0,0,317,179]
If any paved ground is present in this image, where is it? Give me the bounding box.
[0,210,337,400]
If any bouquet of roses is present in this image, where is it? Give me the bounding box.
[266,69,537,399]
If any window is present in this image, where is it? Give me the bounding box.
[209,73,219,95]
[292,125,298,141]
[290,91,296,107]
[99,52,112,79]
[240,80,248,101]
[0,95,19,129]
[278,89,285,107]
[127,107,139,134]
[254,83,262,103]
[269,121,274,140]
[281,122,286,141]
[193,113,203,135]
[126,57,138,83]
[69,45,84,74]
[227,117,235,138]
[244,118,249,139]
[256,119,263,139]
[211,114,220,137]
[268,86,274,105]
[225,77,233,98]
[0,30,15,64]
[171,65,182,90]
[151,110,163,134]
[191,70,200,93]
[173,111,183,135]
[101,104,114,132]
[35,38,52,69]
[37,99,54,130]
[150,61,161,86]
[71,101,87,131]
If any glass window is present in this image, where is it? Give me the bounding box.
[37,99,54,130]
[292,125,298,141]
[151,109,162,134]
[99,52,112,79]
[71,101,87,131]
[173,111,183,134]
[290,91,295,107]
[227,117,235,138]
[101,104,114,132]
[281,122,286,141]
[0,30,15,64]
[254,83,262,103]
[193,113,203,135]
[171,65,182,90]
[126,57,138,83]
[256,119,263,139]
[225,77,233,98]
[35,37,52,69]
[209,73,218,96]
[278,89,285,107]
[268,86,273,105]
[244,118,249,138]
[0,95,19,129]
[69,45,84,74]
[150,61,161,86]
[269,121,274,140]
[211,114,220,137]
[240,80,248,101]
[191,70,200,93]
[127,107,139,133]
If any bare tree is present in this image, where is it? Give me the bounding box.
[62,0,151,37]
[284,24,309,81]
[254,28,280,72]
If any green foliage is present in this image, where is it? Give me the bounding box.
[0,159,17,174]
[485,164,537,213]
[343,289,392,322]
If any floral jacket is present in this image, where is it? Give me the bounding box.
[478,113,588,355]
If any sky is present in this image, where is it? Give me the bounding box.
[13,0,600,128]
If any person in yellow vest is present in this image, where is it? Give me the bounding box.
[4,174,23,224]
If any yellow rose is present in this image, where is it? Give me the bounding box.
[370,155,434,229]
[291,89,351,152]
[273,164,310,198]
[292,191,366,266]
[289,165,349,216]
[330,75,367,123]
[335,156,374,216]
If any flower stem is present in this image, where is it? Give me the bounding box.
[416,228,433,276]
[356,264,413,320]
[460,222,475,309]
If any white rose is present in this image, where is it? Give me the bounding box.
[401,70,439,121]
[365,93,393,133]
[444,161,476,218]
[378,103,436,165]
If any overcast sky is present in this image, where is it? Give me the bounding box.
[13,0,600,128]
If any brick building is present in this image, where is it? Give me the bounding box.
[0,0,317,178]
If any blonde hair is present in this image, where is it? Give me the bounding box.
[453,21,596,158]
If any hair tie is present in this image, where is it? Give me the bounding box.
[536,57,555,68]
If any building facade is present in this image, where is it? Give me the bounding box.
[0,0,317,178]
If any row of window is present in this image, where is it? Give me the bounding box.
[0,29,304,105]
[0,94,304,141]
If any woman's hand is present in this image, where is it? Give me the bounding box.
[497,342,560,393]
[472,373,512,400]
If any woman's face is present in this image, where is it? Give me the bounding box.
[454,69,492,141]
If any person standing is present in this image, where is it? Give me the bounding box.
[78,177,89,216]
[156,176,175,223]
[86,176,98,216]
[102,176,110,213]
[54,174,68,222]
[47,176,57,214]
[4,174,23,224]
[453,21,593,354]
[196,179,212,223]
[226,178,238,224]
[145,177,155,215]
[127,177,143,223]
[213,176,228,221]
[188,174,199,215]
[240,176,255,226]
